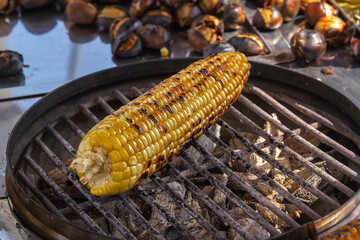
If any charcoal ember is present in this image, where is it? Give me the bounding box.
[250,202,289,229]
[293,169,323,205]
[172,124,220,170]
[202,174,228,209]
[248,113,283,175]
[285,203,302,219]
[228,172,276,196]
[227,218,269,240]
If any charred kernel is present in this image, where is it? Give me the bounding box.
[208,73,217,80]
[154,100,160,107]
[131,102,140,105]
[149,114,158,123]
[200,68,209,74]
[144,93,152,96]
[165,105,174,113]
[180,85,185,91]
[217,65,225,71]
[126,118,134,123]
[191,77,196,81]
[115,111,125,116]
[133,124,144,134]
[167,92,174,97]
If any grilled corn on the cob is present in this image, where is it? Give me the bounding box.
[70,52,250,196]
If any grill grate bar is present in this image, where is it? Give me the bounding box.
[269,92,360,149]
[114,89,131,104]
[164,164,257,240]
[97,96,115,115]
[117,196,165,240]
[136,186,199,240]
[191,135,299,227]
[17,170,67,221]
[34,136,137,240]
[180,151,281,236]
[131,86,144,96]
[23,150,105,234]
[59,195,118,215]
[148,174,229,240]
[218,119,341,209]
[47,125,77,158]
[238,94,360,188]
[62,116,85,138]
[79,104,100,124]
[247,84,360,166]
[228,105,354,197]
[204,131,321,220]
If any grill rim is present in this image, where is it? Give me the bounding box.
[5,58,360,240]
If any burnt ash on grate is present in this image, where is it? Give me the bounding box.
[16,83,360,240]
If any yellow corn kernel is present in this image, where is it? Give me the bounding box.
[108,150,121,163]
[71,52,250,196]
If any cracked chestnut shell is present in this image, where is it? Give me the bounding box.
[191,15,224,36]
[228,33,265,56]
[188,25,219,53]
[253,6,283,30]
[203,42,235,57]
[109,17,143,41]
[300,0,321,10]
[129,0,157,18]
[174,2,202,29]
[139,24,170,49]
[111,31,143,58]
[65,1,98,25]
[219,4,246,30]
[290,29,326,63]
[142,9,173,29]
[268,0,300,22]
[0,0,18,14]
[305,1,337,26]
[350,38,360,63]
[198,0,220,14]
[0,50,23,77]
[97,6,127,30]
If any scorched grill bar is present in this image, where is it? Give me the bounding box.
[6,59,360,240]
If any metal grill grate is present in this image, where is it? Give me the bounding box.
[7,61,360,240]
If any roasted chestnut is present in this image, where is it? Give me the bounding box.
[142,9,173,29]
[188,26,220,53]
[305,2,337,26]
[65,1,98,25]
[174,3,202,29]
[314,15,355,47]
[253,6,283,30]
[198,0,220,14]
[0,50,23,77]
[350,37,360,62]
[19,0,54,9]
[191,15,224,36]
[203,42,235,57]
[97,6,127,30]
[139,24,170,49]
[219,4,246,30]
[228,33,265,56]
[0,0,18,14]
[290,29,326,63]
[110,17,143,40]
[268,0,300,22]
[300,0,321,10]
[129,0,157,18]
[111,31,143,58]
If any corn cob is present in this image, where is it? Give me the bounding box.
[321,219,360,240]
[70,52,250,196]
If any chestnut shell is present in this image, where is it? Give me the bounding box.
[305,2,337,26]
[109,17,143,41]
[142,9,173,29]
[111,31,143,58]
[129,0,157,18]
[0,0,18,14]
[203,42,235,57]
[0,50,23,77]
[270,0,300,22]
[65,2,98,25]
[139,24,170,49]
[220,4,246,30]
[228,33,265,56]
[174,2,202,29]
[97,6,127,30]
[188,26,219,53]
[253,6,283,30]
[191,15,224,36]
[20,0,54,9]
[290,29,326,63]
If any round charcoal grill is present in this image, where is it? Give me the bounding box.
[6,59,360,240]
